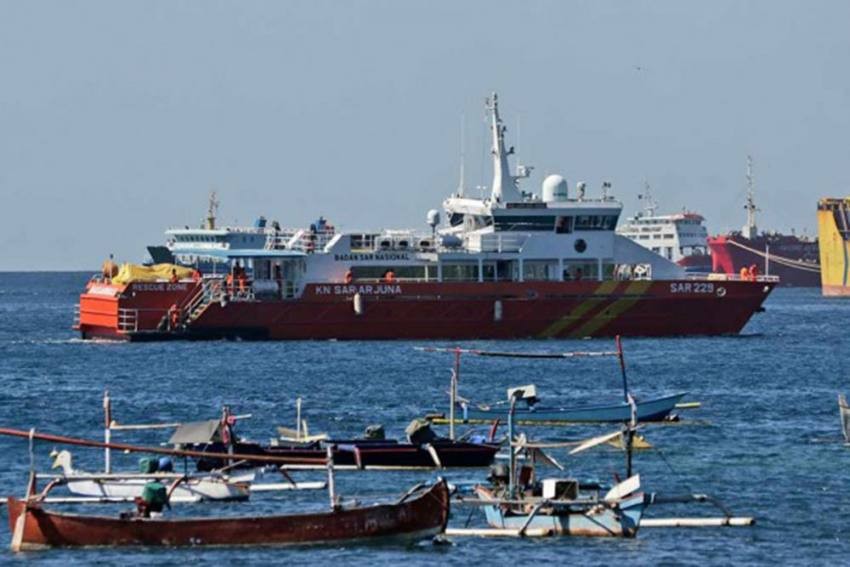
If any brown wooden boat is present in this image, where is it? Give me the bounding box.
[6,479,450,550]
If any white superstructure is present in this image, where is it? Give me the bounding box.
[158,93,687,289]
[617,184,710,267]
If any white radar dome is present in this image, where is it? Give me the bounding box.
[426,209,441,228]
[542,175,568,202]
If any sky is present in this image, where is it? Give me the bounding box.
[1,0,848,270]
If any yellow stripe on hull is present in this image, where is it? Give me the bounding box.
[568,281,653,338]
[537,281,621,338]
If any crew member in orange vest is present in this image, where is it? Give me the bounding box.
[168,304,180,330]
[748,264,759,281]
[739,266,750,280]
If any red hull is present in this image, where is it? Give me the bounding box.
[708,234,820,287]
[6,480,449,549]
[78,279,775,340]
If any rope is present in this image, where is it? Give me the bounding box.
[725,239,820,273]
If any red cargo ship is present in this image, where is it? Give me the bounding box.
[707,157,820,287]
[76,94,776,341]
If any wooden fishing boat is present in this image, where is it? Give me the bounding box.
[185,406,500,471]
[474,478,646,537]
[49,450,250,502]
[417,337,693,430]
[444,392,687,425]
[0,427,450,550]
[466,386,648,538]
[6,479,450,550]
[194,437,500,471]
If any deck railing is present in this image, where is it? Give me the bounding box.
[117,309,138,333]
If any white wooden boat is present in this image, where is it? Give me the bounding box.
[51,450,250,503]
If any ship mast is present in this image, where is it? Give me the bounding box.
[457,114,466,197]
[742,155,758,239]
[206,191,220,230]
[486,93,522,204]
[639,181,658,217]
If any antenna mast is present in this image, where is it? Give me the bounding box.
[206,191,220,230]
[639,181,657,217]
[457,114,466,197]
[742,155,758,239]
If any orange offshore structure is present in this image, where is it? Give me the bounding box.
[817,197,850,296]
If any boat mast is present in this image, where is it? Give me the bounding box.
[742,155,758,239]
[486,93,522,204]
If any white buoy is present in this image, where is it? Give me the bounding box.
[353,293,364,316]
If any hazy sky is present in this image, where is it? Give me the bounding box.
[1,0,848,270]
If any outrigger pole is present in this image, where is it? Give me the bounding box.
[615,335,629,403]
[0,426,327,467]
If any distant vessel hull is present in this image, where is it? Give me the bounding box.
[707,234,820,287]
[817,198,850,296]
[77,279,775,341]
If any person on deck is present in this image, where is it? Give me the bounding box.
[344,270,353,284]
[383,269,396,283]
[739,266,750,280]
[169,268,179,284]
[748,264,759,281]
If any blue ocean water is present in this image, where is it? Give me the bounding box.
[0,271,848,565]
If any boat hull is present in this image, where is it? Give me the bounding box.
[457,393,687,424]
[194,440,500,470]
[77,279,775,341]
[63,477,249,503]
[708,234,820,287]
[6,480,450,549]
[474,486,645,538]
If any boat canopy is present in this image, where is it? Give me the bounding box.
[168,420,221,444]
[112,263,195,285]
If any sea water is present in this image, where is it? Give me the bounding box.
[0,272,847,565]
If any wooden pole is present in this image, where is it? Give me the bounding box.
[296,397,302,441]
[326,446,338,510]
[450,348,460,441]
[0,426,327,466]
[615,335,629,403]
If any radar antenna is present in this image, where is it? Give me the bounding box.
[206,191,220,230]
[742,155,758,239]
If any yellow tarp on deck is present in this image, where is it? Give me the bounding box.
[112,263,195,285]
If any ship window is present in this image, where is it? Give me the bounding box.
[555,216,573,234]
[350,265,428,281]
[574,215,619,231]
[449,213,465,227]
[523,260,558,281]
[663,234,674,239]
[441,263,479,282]
[494,215,556,231]
[563,261,599,281]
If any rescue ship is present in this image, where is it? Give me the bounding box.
[707,156,820,286]
[817,197,850,296]
[75,94,776,341]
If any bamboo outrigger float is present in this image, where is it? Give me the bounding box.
[2,427,450,551]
